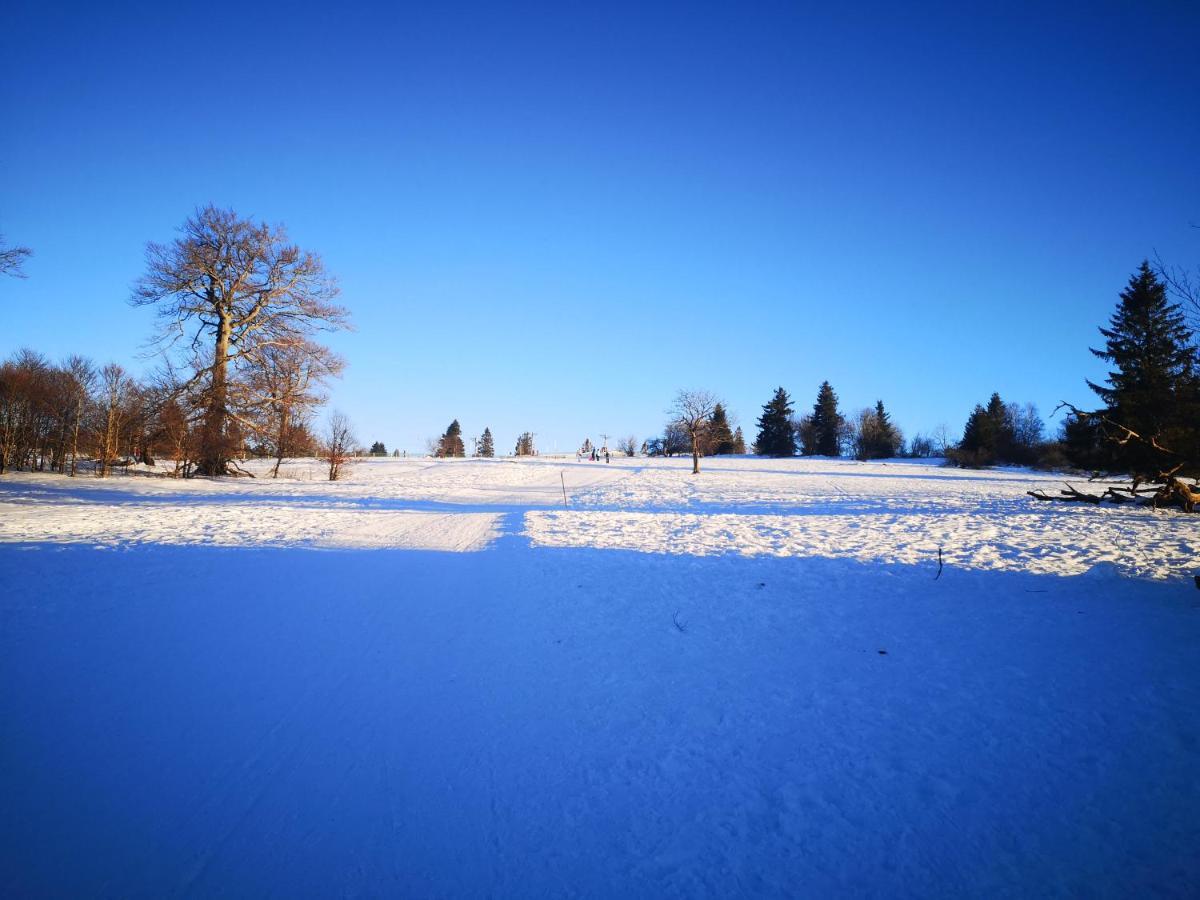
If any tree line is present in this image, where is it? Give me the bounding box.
[3,210,1197,505]
[427,421,531,458]
[646,259,1198,510]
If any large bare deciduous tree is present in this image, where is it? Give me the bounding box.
[132,206,349,476]
[670,389,719,474]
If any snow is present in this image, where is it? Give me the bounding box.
[2,457,1198,896]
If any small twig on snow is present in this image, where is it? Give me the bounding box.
[672,610,688,633]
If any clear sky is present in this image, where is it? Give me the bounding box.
[2,1,1198,454]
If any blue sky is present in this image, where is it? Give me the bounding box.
[2,1,1197,453]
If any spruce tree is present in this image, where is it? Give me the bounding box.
[957,405,996,466]
[1087,261,1199,477]
[808,381,844,457]
[707,403,736,454]
[438,419,465,457]
[755,387,795,456]
[860,400,902,459]
[984,392,1015,461]
[478,427,494,458]
[732,426,746,454]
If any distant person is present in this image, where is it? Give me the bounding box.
[605,450,610,464]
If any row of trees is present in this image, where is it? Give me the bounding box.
[753,383,904,460]
[643,403,747,460]
[940,261,1198,508]
[431,421,531,458]
[0,346,365,478]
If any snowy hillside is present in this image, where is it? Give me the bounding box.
[2,457,1198,896]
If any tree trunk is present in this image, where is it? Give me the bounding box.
[691,433,701,475]
[69,412,80,476]
[197,312,231,476]
[271,405,289,478]
[101,403,116,478]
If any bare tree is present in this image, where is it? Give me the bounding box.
[252,338,345,477]
[1155,243,1200,337]
[931,424,951,457]
[98,363,132,477]
[63,356,96,476]
[323,410,356,481]
[670,389,719,475]
[0,234,32,278]
[617,435,638,457]
[132,206,349,476]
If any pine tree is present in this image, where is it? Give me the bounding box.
[957,404,996,466]
[369,440,386,456]
[755,387,795,456]
[731,426,746,454]
[438,419,465,457]
[1087,261,1200,478]
[983,392,1016,461]
[880,400,903,457]
[1061,411,1103,471]
[478,427,494,458]
[707,403,736,455]
[807,381,844,457]
[856,400,902,459]
[514,432,535,456]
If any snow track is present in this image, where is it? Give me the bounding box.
[2,457,1198,896]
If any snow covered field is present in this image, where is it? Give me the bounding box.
[2,457,1198,896]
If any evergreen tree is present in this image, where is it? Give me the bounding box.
[514,432,535,456]
[957,404,996,466]
[854,400,903,459]
[872,400,901,458]
[1061,412,1103,471]
[706,403,736,454]
[478,427,495,458]
[369,440,386,456]
[984,392,1015,461]
[755,387,795,456]
[1086,261,1200,477]
[807,381,844,456]
[437,419,465,458]
[579,437,593,455]
[731,426,746,454]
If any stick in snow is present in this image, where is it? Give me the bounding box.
[561,472,568,506]
[935,546,943,580]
